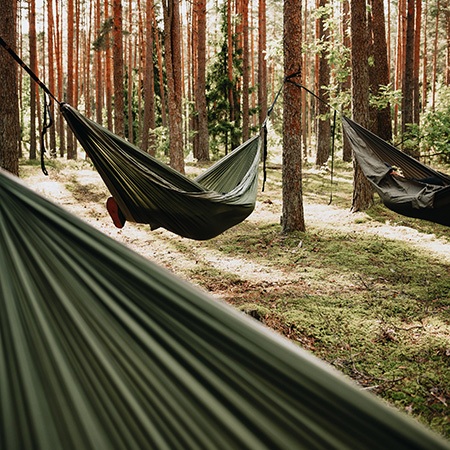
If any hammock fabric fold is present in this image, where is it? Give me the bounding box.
[60,103,261,240]
[2,168,450,450]
[342,116,450,226]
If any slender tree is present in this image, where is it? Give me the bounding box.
[341,0,352,162]
[162,0,185,173]
[67,0,76,159]
[369,0,392,141]
[55,0,65,157]
[350,0,373,212]
[0,0,20,175]
[413,0,422,124]
[422,0,428,113]
[315,0,331,167]
[29,0,38,161]
[155,22,167,127]
[142,0,156,154]
[47,0,57,156]
[242,0,250,140]
[257,0,267,127]
[402,0,415,134]
[95,0,103,125]
[194,0,210,160]
[282,0,305,233]
[113,0,125,137]
[431,0,439,111]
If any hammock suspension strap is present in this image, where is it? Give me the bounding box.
[286,78,338,204]
[0,36,60,176]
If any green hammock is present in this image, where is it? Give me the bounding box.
[2,168,450,450]
[342,116,450,226]
[0,35,263,241]
[60,103,262,240]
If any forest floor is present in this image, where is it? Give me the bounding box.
[20,155,450,440]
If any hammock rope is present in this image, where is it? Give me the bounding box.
[287,79,338,204]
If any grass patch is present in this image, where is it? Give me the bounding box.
[202,221,450,438]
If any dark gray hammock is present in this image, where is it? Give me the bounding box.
[2,168,450,450]
[342,116,450,226]
[60,104,262,240]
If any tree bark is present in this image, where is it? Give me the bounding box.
[95,0,103,125]
[195,0,209,160]
[0,0,20,175]
[155,22,168,128]
[55,0,66,157]
[315,0,331,167]
[350,0,373,212]
[402,0,415,134]
[113,0,125,137]
[413,0,421,124]
[431,0,439,111]
[47,0,57,156]
[242,0,250,141]
[142,0,156,154]
[341,0,352,162]
[282,0,305,233]
[67,0,76,159]
[258,0,267,127]
[162,0,185,173]
[369,0,392,141]
[29,0,38,161]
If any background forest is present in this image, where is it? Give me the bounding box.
[9,0,450,175]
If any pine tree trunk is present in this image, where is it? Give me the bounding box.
[350,0,373,212]
[142,0,156,154]
[127,0,134,143]
[163,0,185,173]
[29,0,38,161]
[258,0,267,127]
[315,0,331,167]
[67,0,76,159]
[432,0,439,111]
[402,0,415,135]
[422,0,428,113]
[155,23,167,128]
[0,0,20,174]
[227,0,235,152]
[282,0,305,233]
[341,0,352,162]
[394,0,406,135]
[413,0,421,124]
[113,0,125,137]
[369,0,392,141]
[55,0,66,157]
[47,0,57,157]
[195,0,209,161]
[95,0,103,125]
[242,0,250,141]
[447,10,450,86]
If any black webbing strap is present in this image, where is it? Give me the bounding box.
[0,36,60,175]
[260,82,284,192]
[0,36,60,104]
[286,78,338,204]
[40,93,53,176]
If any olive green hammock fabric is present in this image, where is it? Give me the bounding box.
[2,169,450,450]
[60,103,261,240]
[342,116,450,226]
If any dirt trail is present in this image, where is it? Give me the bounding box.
[23,164,450,286]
